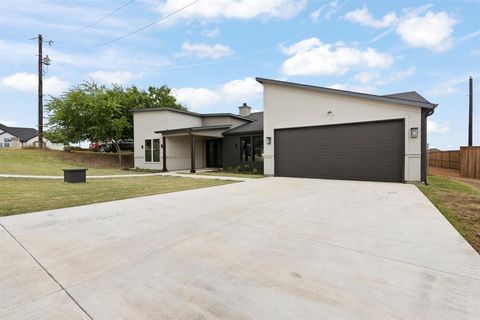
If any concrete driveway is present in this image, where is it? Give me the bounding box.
[1,177,479,319]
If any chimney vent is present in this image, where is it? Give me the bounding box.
[238,102,251,117]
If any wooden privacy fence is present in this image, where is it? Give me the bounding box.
[429,147,480,179]
[460,146,480,179]
[429,150,460,169]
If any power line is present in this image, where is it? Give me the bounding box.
[69,0,136,34]
[148,21,318,72]
[69,0,200,54]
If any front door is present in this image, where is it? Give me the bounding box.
[206,139,223,167]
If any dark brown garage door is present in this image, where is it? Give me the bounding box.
[274,120,404,182]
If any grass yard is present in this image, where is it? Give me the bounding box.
[418,174,480,254]
[0,176,235,216]
[0,149,134,176]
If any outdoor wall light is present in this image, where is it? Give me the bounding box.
[410,127,419,139]
[266,137,272,145]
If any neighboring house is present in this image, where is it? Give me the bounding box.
[133,78,437,183]
[0,123,63,150]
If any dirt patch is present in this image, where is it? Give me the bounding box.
[55,151,134,169]
[429,166,480,191]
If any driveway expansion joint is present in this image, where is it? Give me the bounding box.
[0,223,94,320]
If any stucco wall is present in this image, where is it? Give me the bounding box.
[133,109,205,170]
[202,116,248,129]
[0,132,14,148]
[263,83,423,182]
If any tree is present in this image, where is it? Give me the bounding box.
[45,81,185,167]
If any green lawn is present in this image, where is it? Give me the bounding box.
[0,149,133,176]
[0,176,235,216]
[417,175,480,254]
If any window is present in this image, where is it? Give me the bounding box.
[153,139,160,162]
[145,139,152,162]
[240,136,251,162]
[3,138,11,148]
[253,136,263,162]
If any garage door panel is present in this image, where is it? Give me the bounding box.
[274,120,404,182]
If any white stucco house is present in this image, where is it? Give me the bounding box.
[0,123,63,150]
[133,78,437,183]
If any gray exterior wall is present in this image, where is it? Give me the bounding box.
[223,132,264,172]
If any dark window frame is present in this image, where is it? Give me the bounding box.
[253,135,264,162]
[145,139,152,162]
[152,138,160,162]
[240,136,252,162]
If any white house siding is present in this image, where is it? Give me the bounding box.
[133,110,203,170]
[202,116,247,129]
[0,130,63,150]
[262,83,423,182]
[0,132,14,148]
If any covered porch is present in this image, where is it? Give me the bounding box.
[154,125,229,173]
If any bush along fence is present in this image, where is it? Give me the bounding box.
[429,147,480,179]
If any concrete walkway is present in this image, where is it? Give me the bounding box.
[0,171,253,181]
[1,178,479,319]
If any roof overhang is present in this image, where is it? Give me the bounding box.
[131,107,254,121]
[256,77,437,109]
[154,125,232,138]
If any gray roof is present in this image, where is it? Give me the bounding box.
[0,123,38,142]
[256,77,437,109]
[382,91,432,104]
[223,112,263,135]
[131,107,254,122]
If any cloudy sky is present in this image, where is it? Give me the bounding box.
[0,0,479,149]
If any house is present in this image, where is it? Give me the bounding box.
[0,123,63,150]
[133,78,437,183]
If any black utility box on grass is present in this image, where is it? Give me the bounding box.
[63,168,88,183]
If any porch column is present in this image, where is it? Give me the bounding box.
[190,133,196,173]
[161,136,167,172]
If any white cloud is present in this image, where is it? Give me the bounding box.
[428,120,449,133]
[0,119,17,126]
[88,71,137,85]
[344,6,397,28]
[354,71,380,84]
[353,67,416,87]
[310,0,344,22]
[0,72,68,96]
[329,83,376,94]
[179,41,234,59]
[280,38,393,76]
[203,27,220,37]
[427,86,458,97]
[222,77,263,102]
[471,46,480,56]
[396,11,456,52]
[153,0,307,22]
[171,87,221,110]
[172,77,262,110]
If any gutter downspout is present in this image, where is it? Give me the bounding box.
[424,107,436,185]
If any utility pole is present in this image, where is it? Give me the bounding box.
[31,34,52,148]
[37,34,43,148]
[468,76,473,146]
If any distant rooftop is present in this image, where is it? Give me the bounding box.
[0,123,38,142]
